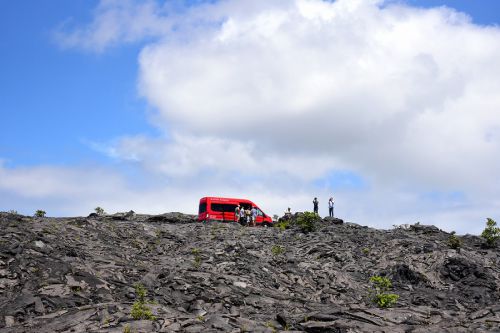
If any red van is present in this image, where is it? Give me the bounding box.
[198,197,273,226]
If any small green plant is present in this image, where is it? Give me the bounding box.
[481,218,500,247]
[192,248,202,268]
[362,247,370,255]
[447,231,462,250]
[275,220,290,231]
[123,324,131,333]
[94,207,105,216]
[34,210,46,217]
[134,283,147,300]
[131,301,155,320]
[196,315,205,322]
[369,276,399,308]
[265,321,277,333]
[296,212,318,233]
[70,286,82,292]
[130,284,156,321]
[271,245,285,256]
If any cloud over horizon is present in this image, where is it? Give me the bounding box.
[2,0,500,234]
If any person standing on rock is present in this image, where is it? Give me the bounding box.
[313,197,319,215]
[284,207,292,219]
[239,206,246,225]
[235,205,241,223]
[245,207,252,226]
[328,197,334,217]
[251,207,258,227]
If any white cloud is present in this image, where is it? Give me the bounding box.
[99,133,339,181]
[25,0,500,233]
[136,0,500,186]
[2,160,496,234]
[54,0,173,52]
[0,161,327,221]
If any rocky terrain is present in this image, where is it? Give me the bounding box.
[0,211,499,333]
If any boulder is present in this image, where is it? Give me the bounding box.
[323,216,344,224]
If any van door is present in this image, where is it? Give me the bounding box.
[254,207,264,224]
[211,203,238,222]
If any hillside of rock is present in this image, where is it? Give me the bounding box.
[0,211,499,333]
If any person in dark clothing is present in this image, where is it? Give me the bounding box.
[313,197,319,215]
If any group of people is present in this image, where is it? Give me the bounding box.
[313,196,335,217]
[234,205,258,226]
[234,197,335,226]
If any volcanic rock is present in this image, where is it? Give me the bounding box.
[0,211,499,332]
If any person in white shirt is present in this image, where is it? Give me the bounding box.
[328,197,334,217]
[234,205,241,222]
[239,206,246,225]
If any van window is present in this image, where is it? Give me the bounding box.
[211,203,237,212]
[199,202,207,214]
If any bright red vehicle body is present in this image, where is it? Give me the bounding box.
[198,197,273,226]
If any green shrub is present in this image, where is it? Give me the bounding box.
[369,276,399,308]
[131,301,155,320]
[265,322,277,333]
[271,245,285,256]
[94,207,105,216]
[130,284,156,321]
[34,210,46,218]
[275,220,290,231]
[296,212,318,233]
[447,231,462,249]
[373,292,399,308]
[134,283,147,301]
[275,212,319,232]
[481,218,500,247]
[192,248,202,268]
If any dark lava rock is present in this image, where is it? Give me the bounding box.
[323,216,344,224]
[0,213,499,332]
[387,264,430,286]
[409,223,441,234]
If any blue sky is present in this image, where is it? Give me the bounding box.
[406,0,500,25]
[1,1,153,166]
[1,0,500,234]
